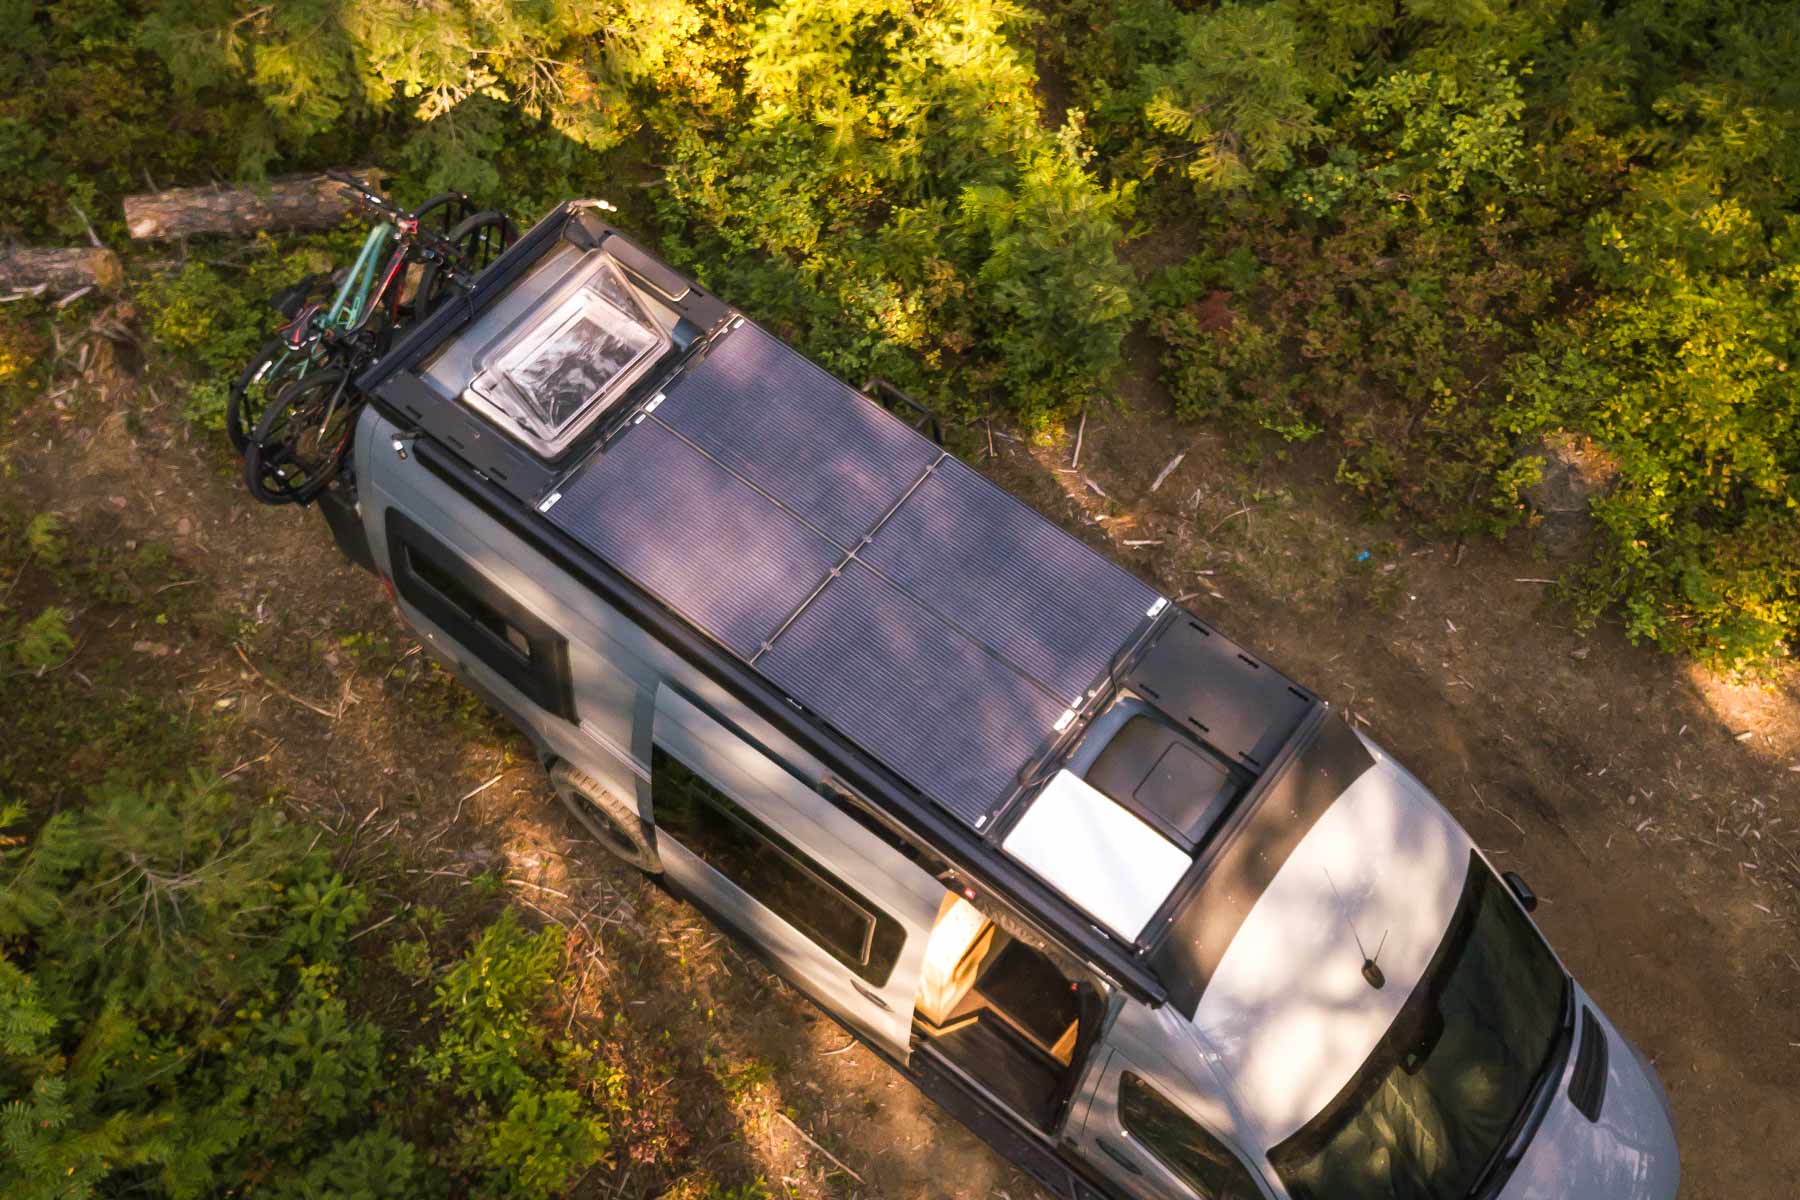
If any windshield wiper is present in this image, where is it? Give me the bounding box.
[1468,981,1577,1200]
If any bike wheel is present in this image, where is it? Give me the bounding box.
[228,336,324,454]
[414,210,519,323]
[412,191,473,239]
[245,368,359,506]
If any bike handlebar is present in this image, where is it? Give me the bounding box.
[328,171,411,226]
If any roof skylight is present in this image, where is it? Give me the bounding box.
[463,251,670,458]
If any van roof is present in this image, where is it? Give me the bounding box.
[362,203,1336,1005]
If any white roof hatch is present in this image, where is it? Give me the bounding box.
[1002,769,1191,939]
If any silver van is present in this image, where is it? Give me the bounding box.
[309,200,1679,1199]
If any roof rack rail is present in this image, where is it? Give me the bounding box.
[863,377,943,445]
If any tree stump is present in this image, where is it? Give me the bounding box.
[0,246,125,294]
[122,169,387,241]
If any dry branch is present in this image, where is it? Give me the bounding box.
[122,168,386,241]
[0,246,124,294]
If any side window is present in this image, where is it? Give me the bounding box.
[1120,1072,1263,1199]
[386,509,575,721]
[652,748,903,985]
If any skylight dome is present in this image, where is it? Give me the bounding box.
[463,251,669,457]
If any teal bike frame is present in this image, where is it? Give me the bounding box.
[322,220,406,337]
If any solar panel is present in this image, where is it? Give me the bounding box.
[861,457,1161,702]
[757,562,1067,828]
[542,322,1164,831]
[545,418,840,658]
[656,325,941,548]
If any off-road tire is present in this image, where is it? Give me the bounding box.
[550,761,660,873]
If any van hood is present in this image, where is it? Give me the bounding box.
[1190,741,1472,1147]
[1498,996,1679,1200]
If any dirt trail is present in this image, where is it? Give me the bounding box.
[5,323,1795,1199]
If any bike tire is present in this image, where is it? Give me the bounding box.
[414,210,519,324]
[412,191,473,239]
[245,368,359,506]
[227,336,323,455]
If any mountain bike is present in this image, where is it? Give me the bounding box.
[228,175,516,454]
[238,175,517,503]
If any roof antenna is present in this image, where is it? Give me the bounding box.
[1324,868,1388,990]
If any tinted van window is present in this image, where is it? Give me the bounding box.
[386,509,574,720]
[652,748,903,985]
[1120,1072,1263,1198]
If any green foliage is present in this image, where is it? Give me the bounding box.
[1096,0,1800,665]
[1347,57,1528,220]
[10,607,73,670]
[1505,194,1800,666]
[645,0,1136,422]
[137,234,346,431]
[1142,3,1323,189]
[416,909,563,1100]
[0,773,611,1200]
[413,909,608,1200]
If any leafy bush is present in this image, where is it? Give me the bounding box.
[0,777,611,1200]
[9,607,73,670]
[1101,0,1800,665]
[137,235,347,431]
[1141,3,1322,190]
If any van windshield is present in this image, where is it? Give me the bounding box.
[1269,853,1570,1200]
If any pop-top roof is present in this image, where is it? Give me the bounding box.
[540,319,1163,830]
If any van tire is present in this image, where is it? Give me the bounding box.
[550,762,661,873]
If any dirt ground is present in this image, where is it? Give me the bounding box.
[6,309,1796,1199]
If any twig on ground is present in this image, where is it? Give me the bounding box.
[69,201,104,249]
[455,772,503,822]
[233,643,337,718]
[1150,452,1185,493]
[775,1112,864,1184]
[508,877,573,900]
[1206,506,1251,536]
[1071,409,1086,469]
[347,910,404,943]
[220,740,282,780]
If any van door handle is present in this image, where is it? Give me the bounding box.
[851,980,891,1011]
[1097,1138,1143,1176]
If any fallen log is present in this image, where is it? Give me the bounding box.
[0,246,125,295]
[122,168,386,241]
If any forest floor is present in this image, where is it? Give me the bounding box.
[4,305,1796,1200]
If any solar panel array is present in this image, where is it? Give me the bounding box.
[548,323,1161,829]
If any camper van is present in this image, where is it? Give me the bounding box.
[308,200,1678,1199]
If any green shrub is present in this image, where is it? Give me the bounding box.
[413,909,609,1199]
[0,776,613,1200]
[137,235,348,432]
[1115,0,1799,663]
[10,607,73,670]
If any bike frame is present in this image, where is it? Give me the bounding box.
[324,221,407,337]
